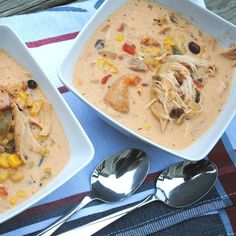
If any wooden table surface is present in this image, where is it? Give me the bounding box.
[0,0,235,25]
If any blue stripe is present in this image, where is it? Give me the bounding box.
[94,0,105,9]
[214,179,232,206]
[45,6,87,12]
[115,198,229,236]
[219,210,234,235]
[222,133,236,166]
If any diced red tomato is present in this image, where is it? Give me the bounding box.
[123,43,136,55]
[0,187,8,198]
[193,80,204,89]
[101,74,112,84]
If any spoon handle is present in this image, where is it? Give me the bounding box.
[65,194,156,235]
[37,193,95,236]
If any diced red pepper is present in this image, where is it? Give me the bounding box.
[101,74,112,84]
[193,80,204,89]
[0,187,8,198]
[124,76,141,85]
[123,43,136,55]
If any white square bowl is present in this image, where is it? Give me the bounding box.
[58,0,236,161]
[0,24,94,224]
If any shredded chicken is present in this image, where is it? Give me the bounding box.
[39,103,52,136]
[159,26,184,34]
[220,44,236,60]
[128,57,148,72]
[0,90,11,111]
[149,54,213,131]
[12,103,46,163]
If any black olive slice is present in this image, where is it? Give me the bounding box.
[188,42,201,54]
[95,39,105,50]
[170,108,184,119]
[27,80,37,89]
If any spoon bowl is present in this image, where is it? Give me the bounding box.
[154,159,217,207]
[37,148,149,236]
[91,149,149,202]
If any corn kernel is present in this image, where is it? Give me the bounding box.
[38,135,48,142]
[7,154,22,168]
[11,171,24,183]
[18,91,27,100]
[26,98,33,107]
[0,154,10,169]
[115,33,124,41]
[111,66,119,74]
[141,47,159,57]
[163,36,175,46]
[178,34,186,42]
[77,79,83,86]
[106,61,113,67]
[44,167,52,174]
[165,45,173,54]
[144,124,152,130]
[97,58,106,68]
[144,57,160,68]
[29,100,44,116]
[17,190,26,198]
[10,197,17,206]
[0,170,9,182]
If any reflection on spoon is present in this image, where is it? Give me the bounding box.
[37,148,150,236]
[72,159,217,235]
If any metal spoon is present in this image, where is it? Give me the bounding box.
[37,148,149,236]
[70,159,217,235]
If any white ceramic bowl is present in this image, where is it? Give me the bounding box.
[58,0,236,161]
[0,25,94,224]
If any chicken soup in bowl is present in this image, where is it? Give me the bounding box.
[59,0,236,161]
[0,25,94,223]
[0,49,70,213]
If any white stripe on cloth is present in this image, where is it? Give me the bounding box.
[0,0,100,42]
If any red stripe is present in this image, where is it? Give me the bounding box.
[208,140,235,195]
[208,139,234,171]
[208,139,236,230]
[58,86,69,94]
[26,32,79,48]
[218,166,236,176]
[11,191,90,221]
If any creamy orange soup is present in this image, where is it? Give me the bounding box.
[0,50,70,213]
[73,0,235,150]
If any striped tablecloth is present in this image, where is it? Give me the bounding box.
[0,0,236,235]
